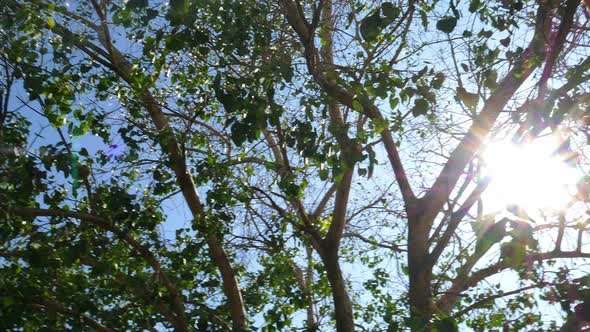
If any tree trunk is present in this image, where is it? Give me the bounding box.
[407,214,434,331]
[320,249,355,332]
[305,245,318,331]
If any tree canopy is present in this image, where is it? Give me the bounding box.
[2,0,590,331]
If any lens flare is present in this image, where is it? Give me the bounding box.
[482,135,581,214]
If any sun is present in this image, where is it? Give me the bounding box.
[481,135,581,216]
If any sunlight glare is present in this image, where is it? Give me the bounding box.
[482,136,581,214]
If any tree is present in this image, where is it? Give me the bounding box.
[1,0,590,331]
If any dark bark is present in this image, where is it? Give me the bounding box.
[320,249,355,332]
[558,314,584,332]
[407,212,435,329]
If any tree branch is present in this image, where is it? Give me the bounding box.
[419,2,553,228]
[311,183,337,220]
[23,297,117,332]
[319,0,356,250]
[558,313,587,332]
[452,283,547,318]
[279,0,417,211]
[343,232,403,253]
[46,15,249,328]
[429,177,491,265]
[536,0,579,100]
[438,250,590,313]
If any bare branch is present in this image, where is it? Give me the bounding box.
[438,250,590,313]
[429,177,491,265]
[452,283,548,318]
[343,232,403,253]
[311,183,337,220]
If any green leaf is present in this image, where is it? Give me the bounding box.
[72,126,85,137]
[360,12,383,42]
[279,62,293,82]
[46,17,55,29]
[419,10,428,28]
[381,3,400,21]
[165,34,185,51]
[23,76,44,98]
[401,264,409,275]
[456,86,478,110]
[318,168,329,181]
[3,296,14,307]
[484,70,498,89]
[389,97,399,110]
[78,148,89,159]
[230,122,247,146]
[357,167,368,177]
[411,98,429,117]
[501,241,527,267]
[404,316,427,330]
[372,117,388,134]
[500,36,511,47]
[431,72,445,89]
[352,99,363,112]
[146,8,159,20]
[76,165,90,179]
[478,29,494,39]
[126,0,148,9]
[434,317,458,332]
[469,0,482,13]
[474,219,507,254]
[436,16,457,34]
[167,0,192,26]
